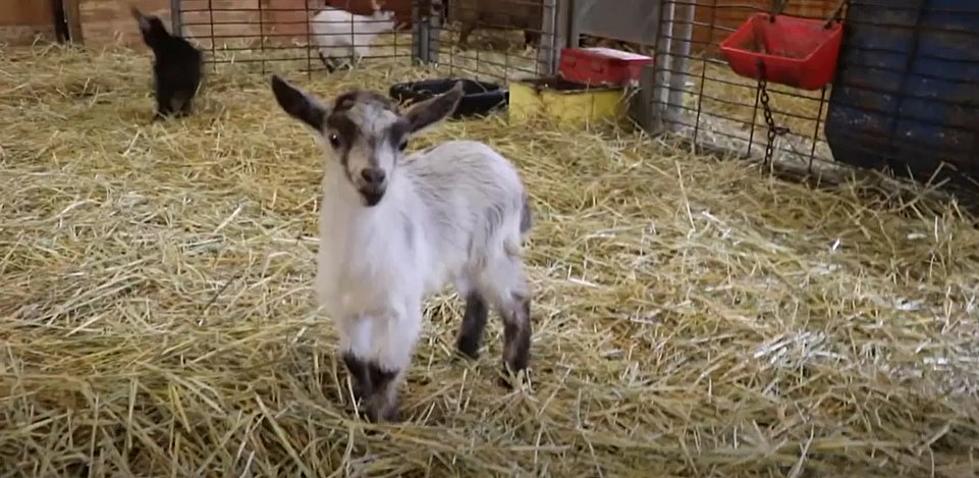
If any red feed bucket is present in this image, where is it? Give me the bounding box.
[719,13,844,90]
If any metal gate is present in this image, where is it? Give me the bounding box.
[647,0,840,176]
[171,0,416,74]
[169,0,561,81]
[647,0,979,189]
[411,0,560,82]
[168,0,659,83]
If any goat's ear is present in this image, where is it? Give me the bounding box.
[131,7,154,34]
[404,81,463,133]
[271,75,328,131]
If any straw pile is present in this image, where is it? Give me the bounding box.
[2,44,979,477]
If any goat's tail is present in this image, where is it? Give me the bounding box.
[502,195,532,259]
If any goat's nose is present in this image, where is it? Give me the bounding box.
[361,168,386,185]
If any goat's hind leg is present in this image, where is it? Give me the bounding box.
[153,84,175,122]
[477,257,532,388]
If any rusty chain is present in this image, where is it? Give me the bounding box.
[756,64,790,165]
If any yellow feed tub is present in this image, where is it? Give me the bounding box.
[508,77,628,127]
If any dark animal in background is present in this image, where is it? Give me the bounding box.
[131,8,203,120]
[449,0,543,49]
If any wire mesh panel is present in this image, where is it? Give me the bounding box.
[650,0,841,177]
[650,0,979,191]
[414,0,559,84]
[173,0,414,74]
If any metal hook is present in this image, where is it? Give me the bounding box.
[824,0,848,29]
[769,0,788,22]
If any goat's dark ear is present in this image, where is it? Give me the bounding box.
[271,75,328,131]
[404,81,463,133]
[131,7,152,34]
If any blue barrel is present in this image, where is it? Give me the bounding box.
[824,0,979,186]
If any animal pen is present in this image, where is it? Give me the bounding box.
[167,0,979,190]
[2,0,979,476]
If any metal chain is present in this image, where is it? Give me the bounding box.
[757,71,790,165]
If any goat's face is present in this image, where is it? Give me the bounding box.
[270,75,463,207]
[132,8,170,46]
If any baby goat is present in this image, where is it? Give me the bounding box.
[270,76,533,422]
[310,0,397,73]
[131,8,203,120]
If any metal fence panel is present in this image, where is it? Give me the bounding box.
[649,0,979,191]
[417,0,561,84]
[173,0,415,76]
[570,0,659,46]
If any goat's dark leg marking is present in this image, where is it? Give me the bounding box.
[154,82,177,121]
[177,88,197,117]
[170,91,191,118]
[365,363,400,422]
[318,52,336,73]
[342,351,371,403]
[458,23,473,49]
[457,292,488,359]
[499,295,531,388]
[524,30,540,48]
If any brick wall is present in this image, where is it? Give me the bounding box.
[0,0,55,45]
[78,0,169,47]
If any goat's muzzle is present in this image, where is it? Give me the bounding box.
[359,186,385,207]
[357,167,387,206]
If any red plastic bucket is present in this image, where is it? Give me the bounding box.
[719,13,844,90]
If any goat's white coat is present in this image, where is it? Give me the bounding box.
[310,7,396,66]
[315,140,529,374]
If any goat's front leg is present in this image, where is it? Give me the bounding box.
[318,51,336,73]
[364,306,422,422]
[457,290,488,359]
[337,316,373,407]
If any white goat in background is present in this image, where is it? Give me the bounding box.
[270,75,534,422]
[310,0,397,72]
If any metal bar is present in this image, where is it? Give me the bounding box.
[536,0,561,77]
[666,2,695,129]
[649,0,695,136]
[692,0,719,148]
[303,0,311,79]
[207,0,216,72]
[258,0,266,74]
[808,86,828,174]
[170,0,183,36]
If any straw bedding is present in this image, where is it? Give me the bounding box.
[2,44,979,477]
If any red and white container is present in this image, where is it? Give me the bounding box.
[558,47,654,87]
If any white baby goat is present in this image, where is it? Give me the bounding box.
[270,76,534,422]
[310,0,397,72]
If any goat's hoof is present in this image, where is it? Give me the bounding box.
[497,365,528,390]
[456,340,481,360]
[365,404,400,423]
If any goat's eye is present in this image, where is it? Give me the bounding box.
[328,133,341,149]
[398,139,408,151]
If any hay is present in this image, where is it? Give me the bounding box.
[2,44,979,477]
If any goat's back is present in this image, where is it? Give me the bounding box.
[405,140,528,268]
[406,140,524,210]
